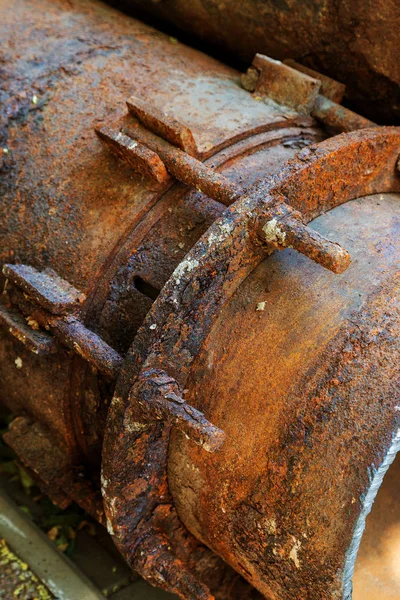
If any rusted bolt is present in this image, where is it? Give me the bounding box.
[257,207,351,274]
[277,216,351,274]
[312,95,376,133]
[50,316,124,379]
[129,368,225,452]
[2,264,86,315]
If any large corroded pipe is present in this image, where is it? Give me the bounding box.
[168,192,400,599]
[0,1,400,599]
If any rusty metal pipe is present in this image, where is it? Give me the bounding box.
[167,192,400,600]
[0,1,400,600]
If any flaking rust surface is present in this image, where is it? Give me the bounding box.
[0,0,321,596]
[103,127,400,598]
[103,129,398,593]
[1,0,281,295]
[1,0,400,598]
[168,193,400,599]
[0,0,310,480]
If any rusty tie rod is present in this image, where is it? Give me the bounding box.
[96,96,351,275]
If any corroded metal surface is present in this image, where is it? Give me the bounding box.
[284,60,346,104]
[0,0,399,599]
[0,0,326,596]
[97,108,350,273]
[243,54,321,116]
[103,128,400,598]
[114,0,400,123]
[168,192,400,599]
[0,0,319,492]
[241,55,377,134]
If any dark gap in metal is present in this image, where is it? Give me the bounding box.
[133,276,160,301]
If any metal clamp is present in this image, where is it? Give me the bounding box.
[1,264,123,378]
[128,369,225,453]
[242,54,376,133]
[96,97,350,274]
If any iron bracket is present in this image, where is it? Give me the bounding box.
[1,264,123,378]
